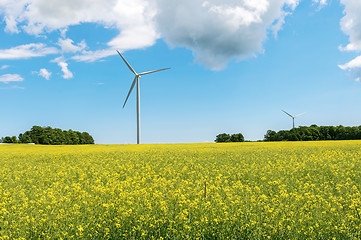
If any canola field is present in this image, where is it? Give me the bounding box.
[1,141,361,239]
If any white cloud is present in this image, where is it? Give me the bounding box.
[0,0,157,52]
[0,65,10,70]
[339,55,361,70]
[0,73,24,83]
[339,0,361,52]
[338,55,361,81]
[3,0,361,78]
[271,11,289,38]
[153,0,299,70]
[51,57,73,79]
[338,0,361,80]
[72,49,115,62]
[38,68,52,80]
[58,62,73,79]
[4,15,20,33]
[0,0,28,33]
[0,43,58,59]
[0,0,300,68]
[313,0,328,8]
[58,38,86,53]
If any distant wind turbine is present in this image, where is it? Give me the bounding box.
[117,50,170,144]
[282,110,305,129]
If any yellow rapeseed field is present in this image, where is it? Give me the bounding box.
[1,141,361,239]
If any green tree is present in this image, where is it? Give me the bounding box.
[81,132,94,144]
[215,133,231,143]
[29,126,44,144]
[2,136,16,143]
[11,136,18,143]
[19,133,32,143]
[264,130,276,141]
[230,133,244,142]
[68,130,80,145]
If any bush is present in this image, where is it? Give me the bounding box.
[215,133,231,143]
[215,132,245,143]
[1,136,18,143]
[230,133,244,142]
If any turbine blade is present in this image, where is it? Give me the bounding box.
[117,50,137,75]
[295,112,306,118]
[139,68,171,76]
[123,76,137,108]
[282,110,294,118]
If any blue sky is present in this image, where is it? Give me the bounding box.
[1,0,361,144]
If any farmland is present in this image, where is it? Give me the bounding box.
[1,141,361,239]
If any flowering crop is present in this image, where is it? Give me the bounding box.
[1,141,361,239]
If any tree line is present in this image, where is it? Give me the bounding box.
[0,126,94,145]
[264,125,361,141]
[215,133,244,142]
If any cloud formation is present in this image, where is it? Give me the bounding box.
[38,68,52,80]
[51,57,74,79]
[338,55,361,81]
[58,38,86,53]
[58,62,73,79]
[339,56,361,70]
[313,0,328,8]
[72,49,115,62]
[0,0,299,69]
[0,65,10,70]
[153,0,299,69]
[339,0,361,52]
[0,43,58,59]
[338,0,361,80]
[1,0,360,77]
[0,73,24,83]
[0,0,157,51]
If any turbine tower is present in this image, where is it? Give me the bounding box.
[117,50,170,144]
[282,110,305,129]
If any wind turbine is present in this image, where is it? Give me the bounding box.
[282,110,305,129]
[117,50,170,144]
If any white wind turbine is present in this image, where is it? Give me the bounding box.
[282,110,305,129]
[117,50,170,144]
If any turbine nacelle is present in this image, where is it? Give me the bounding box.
[117,50,170,109]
